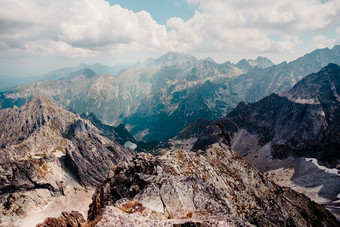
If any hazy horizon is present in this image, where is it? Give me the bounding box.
[1,0,340,77]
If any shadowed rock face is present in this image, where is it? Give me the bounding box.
[87,143,338,226]
[0,96,134,225]
[64,131,135,187]
[188,63,340,166]
[174,64,340,220]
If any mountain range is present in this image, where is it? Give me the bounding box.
[175,63,340,220]
[181,63,340,166]
[1,46,340,142]
[0,47,340,226]
[0,52,275,140]
[2,96,338,226]
[124,46,340,141]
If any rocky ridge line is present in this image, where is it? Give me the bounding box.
[0,96,134,226]
[83,143,338,226]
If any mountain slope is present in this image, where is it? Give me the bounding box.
[190,63,340,164]
[0,52,266,129]
[232,45,340,103]
[84,143,338,226]
[124,46,340,141]
[2,46,339,143]
[0,96,134,226]
[40,62,128,81]
[236,56,274,71]
[176,63,340,219]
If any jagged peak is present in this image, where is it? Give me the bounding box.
[290,45,339,65]
[292,63,340,88]
[161,51,190,59]
[203,56,216,63]
[236,56,274,70]
[61,68,97,81]
[236,58,249,65]
[236,59,252,70]
[247,56,274,68]
[281,63,340,105]
[24,96,61,109]
[93,62,103,66]
[153,52,198,64]
[255,56,269,60]
[324,62,340,70]
[87,143,338,226]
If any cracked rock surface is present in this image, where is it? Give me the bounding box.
[88,143,338,226]
[36,210,86,227]
[0,96,134,226]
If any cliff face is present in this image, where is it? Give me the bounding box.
[86,143,338,226]
[0,96,134,226]
[188,63,340,166]
[174,64,340,220]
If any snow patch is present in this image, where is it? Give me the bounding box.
[305,158,340,176]
[124,141,137,150]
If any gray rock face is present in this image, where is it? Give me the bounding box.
[87,143,338,226]
[232,45,340,104]
[65,131,134,187]
[125,46,340,141]
[80,113,137,146]
[236,56,274,71]
[190,63,340,166]
[176,64,340,220]
[0,96,134,226]
[0,52,266,142]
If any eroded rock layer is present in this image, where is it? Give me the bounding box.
[0,96,134,226]
[88,143,338,226]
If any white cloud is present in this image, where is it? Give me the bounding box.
[312,35,336,49]
[170,0,340,55]
[0,0,173,57]
[23,40,98,57]
[336,26,340,34]
[0,0,339,63]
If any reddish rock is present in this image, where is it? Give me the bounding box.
[36,211,86,227]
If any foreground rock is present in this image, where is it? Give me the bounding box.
[0,96,134,226]
[36,211,85,227]
[87,143,338,226]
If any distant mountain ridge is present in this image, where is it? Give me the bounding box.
[125,46,340,141]
[41,62,131,81]
[184,63,340,165]
[1,46,340,142]
[0,52,268,129]
[236,56,274,71]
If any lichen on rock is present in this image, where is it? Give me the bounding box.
[88,143,338,226]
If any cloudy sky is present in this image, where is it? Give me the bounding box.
[0,0,340,76]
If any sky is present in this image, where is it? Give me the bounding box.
[0,0,340,77]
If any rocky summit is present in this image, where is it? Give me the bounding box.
[0,96,134,226]
[83,143,337,226]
